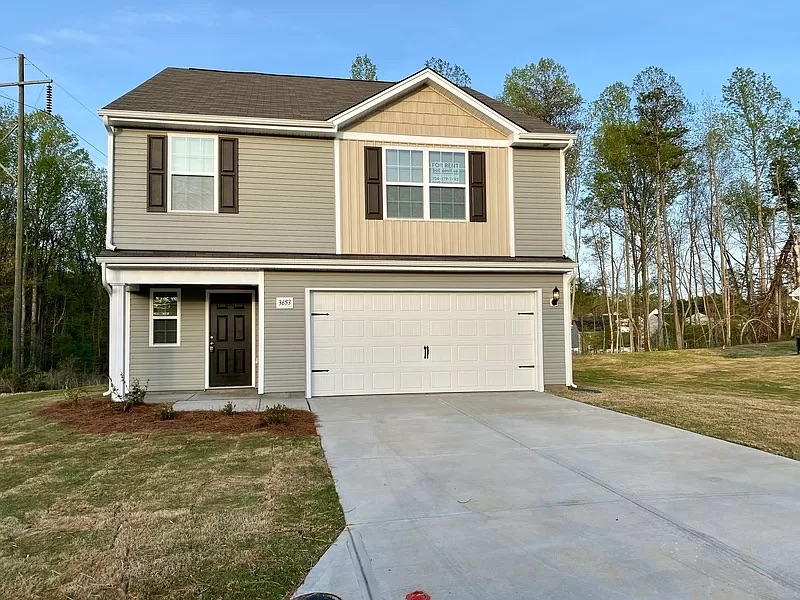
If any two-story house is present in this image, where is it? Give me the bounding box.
[97,67,576,399]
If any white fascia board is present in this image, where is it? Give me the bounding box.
[330,68,526,135]
[105,268,264,286]
[99,109,335,135]
[512,132,576,149]
[100,258,577,276]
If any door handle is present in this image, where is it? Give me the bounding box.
[423,345,429,360]
[209,341,215,353]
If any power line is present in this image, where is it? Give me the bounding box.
[0,90,107,159]
[24,57,102,123]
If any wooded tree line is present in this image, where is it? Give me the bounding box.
[0,105,107,386]
[354,55,800,351]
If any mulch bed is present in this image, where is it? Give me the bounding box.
[37,397,318,436]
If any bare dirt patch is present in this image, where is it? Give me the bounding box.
[37,397,317,436]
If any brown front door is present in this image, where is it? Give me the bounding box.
[209,293,252,387]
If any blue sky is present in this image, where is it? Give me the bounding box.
[2,0,798,165]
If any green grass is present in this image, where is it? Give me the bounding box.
[0,390,344,599]
[554,341,800,460]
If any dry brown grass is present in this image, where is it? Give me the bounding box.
[0,390,344,599]
[553,341,800,460]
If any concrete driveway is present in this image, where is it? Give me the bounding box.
[297,392,800,599]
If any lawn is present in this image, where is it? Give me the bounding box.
[0,390,344,599]
[554,341,800,460]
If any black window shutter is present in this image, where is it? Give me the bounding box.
[147,135,167,212]
[219,137,239,213]
[364,146,383,220]
[469,151,487,222]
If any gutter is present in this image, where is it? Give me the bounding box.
[103,116,117,251]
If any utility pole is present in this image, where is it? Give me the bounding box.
[0,54,51,371]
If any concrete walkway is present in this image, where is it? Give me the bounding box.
[297,391,800,599]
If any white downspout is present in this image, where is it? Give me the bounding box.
[103,116,117,251]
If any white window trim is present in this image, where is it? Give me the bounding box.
[383,146,470,222]
[149,287,181,347]
[167,133,219,214]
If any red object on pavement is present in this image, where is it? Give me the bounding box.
[405,592,431,600]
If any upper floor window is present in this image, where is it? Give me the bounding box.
[385,148,468,221]
[169,136,217,212]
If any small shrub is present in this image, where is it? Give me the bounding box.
[220,401,236,416]
[156,406,176,421]
[63,386,90,405]
[108,375,149,413]
[261,404,291,426]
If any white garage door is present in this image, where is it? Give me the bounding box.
[308,290,541,397]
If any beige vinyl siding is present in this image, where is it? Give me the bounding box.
[513,148,564,256]
[340,139,510,255]
[129,286,205,390]
[347,84,508,140]
[263,271,568,395]
[128,285,258,391]
[112,130,335,252]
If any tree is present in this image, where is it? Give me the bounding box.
[350,54,377,81]
[722,67,792,296]
[0,105,107,379]
[632,66,690,348]
[499,58,583,133]
[424,57,471,86]
[499,58,586,301]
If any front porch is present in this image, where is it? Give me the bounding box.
[145,388,310,412]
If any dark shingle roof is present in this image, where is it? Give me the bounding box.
[102,67,565,135]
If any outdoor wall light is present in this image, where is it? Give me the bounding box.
[551,286,560,306]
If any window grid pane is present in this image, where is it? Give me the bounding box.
[172,136,215,174]
[171,175,214,212]
[153,319,178,345]
[152,292,178,316]
[429,151,465,184]
[430,187,466,220]
[387,185,423,219]
[386,149,423,184]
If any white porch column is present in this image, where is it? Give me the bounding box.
[258,278,265,395]
[108,283,127,400]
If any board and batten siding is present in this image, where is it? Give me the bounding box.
[513,149,564,257]
[262,271,567,395]
[340,139,510,256]
[347,84,508,140]
[112,130,335,252]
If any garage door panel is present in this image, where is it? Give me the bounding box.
[341,294,366,311]
[457,370,479,388]
[400,371,424,390]
[372,320,395,337]
[341,320,364,337]
[342,347,365,364]
[457,320,479,336]
[400,294,423,311]
[372,346,396,363]
[400,320,423,337]
[372,372,396,391]
[400,346,423,363]
[457,345,480,362]
[309,291,540,397]
[430,320,451,336]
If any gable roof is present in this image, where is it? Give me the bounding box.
[101,67,565,135]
